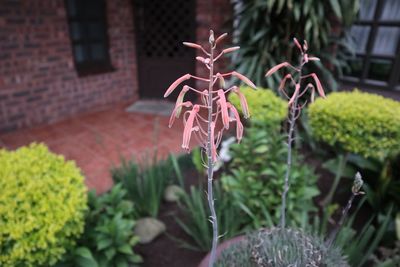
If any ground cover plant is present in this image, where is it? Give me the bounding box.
[164,30,255,266]
[0,143,87,267]
[56,184,142,267]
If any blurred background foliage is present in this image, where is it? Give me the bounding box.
[231,0,360,91]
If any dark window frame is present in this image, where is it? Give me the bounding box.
[342,0,400,91]
[65,0,114,76]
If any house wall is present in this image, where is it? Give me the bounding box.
[0,0,233,133]
[0,0,139,132]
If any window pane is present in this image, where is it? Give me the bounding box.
[367,58,392,81]
[344,57,364,78]
[88,22,105,40]
[359,0,377,20]
[372,27,400,56]
[90,43,107,60]
[70,22,83,40]
[380,0,400,21]
[350,26,371,54]
[74,45,88,63]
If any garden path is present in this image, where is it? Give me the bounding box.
[0,103,187,194]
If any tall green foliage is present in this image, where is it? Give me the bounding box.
[232,0,359,90]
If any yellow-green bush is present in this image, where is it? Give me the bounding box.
[229,87,287,126]
[0,143,87,267]
[308,90,400,159]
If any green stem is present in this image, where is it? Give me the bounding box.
[321,153,348,206]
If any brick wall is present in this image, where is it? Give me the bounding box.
[196,0,233,81]
[0,0,139,133]
[0,0,232,133]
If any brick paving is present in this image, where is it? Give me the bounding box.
[0,103,188,194]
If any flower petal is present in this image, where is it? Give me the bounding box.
[265,62,293,77]
[227,103,243,142]
[232,87,250,119]
[164,74,191,97]
[169,101,192,128]
[182,105,200,150]
[279,74,293,91]
[215,33,228,44]
[217,90,230,129]
[222,46,240,54]
[288,84,300,106]
[311,73,326,98]
[231,71,256,89]
[174,86,190,118]
[183,42,202,50]
[293,38,302,51]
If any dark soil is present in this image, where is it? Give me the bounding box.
[135,169,206,267]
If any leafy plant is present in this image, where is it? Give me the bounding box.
[221,126,319,228]
[231,0,360,90]
[56,184,142,267]
[111,154,174,217]
[228,86,287,127]
[0,143,87,267]
[175,181,244,252]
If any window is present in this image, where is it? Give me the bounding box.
[65,0,113,75]
[343,0,400,90]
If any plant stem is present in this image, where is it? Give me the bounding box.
[321,153,348,206]
[280,57,303,229]
[280,95,298,229]
[207,38,218,267]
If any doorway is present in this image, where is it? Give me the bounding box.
[133,0,196,99]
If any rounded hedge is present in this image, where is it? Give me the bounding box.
[0,143,87,266]
[229,87,287,126]
[308,90,400,160]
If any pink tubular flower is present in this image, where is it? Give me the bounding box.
[279,74,294,91]
[227,103,243,142]
[182,42,203,50]
[231,71,257,89]
[232,87,250,119]
[222,46,240,54]
[164,74,191,97]
[294,38,302,52]
[310,73,326,98]
[265,62,294,77]
[182,105,200,150]
[217,90,230,129]
[169,101,193,128]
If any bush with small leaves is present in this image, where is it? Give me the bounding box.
[308,90,400,160]
[0,143,87,267]
[216,228,349,267]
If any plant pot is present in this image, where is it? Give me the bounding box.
[198,235,245,267]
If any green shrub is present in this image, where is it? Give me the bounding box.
[56,184,142,267]
[221,126,319,228]
[308,90,400,160]
[228,87,287,127]
[0,143,87,267]
[111,154,173,217]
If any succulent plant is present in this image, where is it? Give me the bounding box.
[216,227,349,267]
